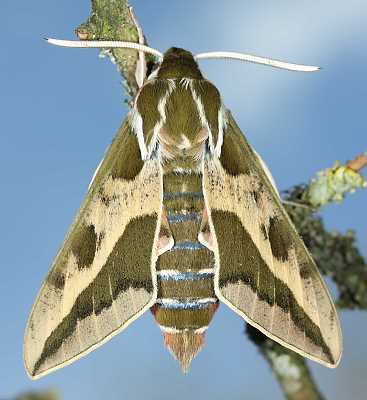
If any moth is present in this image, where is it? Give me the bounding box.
[24,37,342,379]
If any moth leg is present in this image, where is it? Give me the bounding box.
[157,207,174,256]
[129,6,147,88]
[198,206,215,251]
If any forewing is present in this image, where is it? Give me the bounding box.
[24,119,163,379]
[203,113,342,367]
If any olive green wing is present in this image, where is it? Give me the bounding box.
[24,119,163,379]
[202,113,342,367]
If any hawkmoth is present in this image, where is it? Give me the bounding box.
[24,38,342,379]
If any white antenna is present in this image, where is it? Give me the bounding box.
[46,39,320,72]
[195,51,320,72]
[46,38,163,59]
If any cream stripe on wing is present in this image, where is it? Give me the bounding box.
[32,161,161,346]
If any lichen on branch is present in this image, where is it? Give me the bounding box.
[76,0,142,98]
[302,154,367,208]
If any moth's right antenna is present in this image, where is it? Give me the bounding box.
[195,51,320,72]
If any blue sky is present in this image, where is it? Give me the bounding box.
[1,1,366,399]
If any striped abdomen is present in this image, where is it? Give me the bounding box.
[151,170,218,371]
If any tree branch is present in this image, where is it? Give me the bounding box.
[246,325,325,400]
[75,0,147,98]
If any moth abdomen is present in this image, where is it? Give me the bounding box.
[152,171,218,371]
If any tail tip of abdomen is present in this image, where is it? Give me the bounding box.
[162,329,206,373]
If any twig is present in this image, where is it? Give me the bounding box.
[347,152,367,172]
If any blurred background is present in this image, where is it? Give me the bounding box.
[0,1,366,399]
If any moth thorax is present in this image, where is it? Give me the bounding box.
[159,130,208,169]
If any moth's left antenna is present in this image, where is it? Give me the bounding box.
[45,38,164,59]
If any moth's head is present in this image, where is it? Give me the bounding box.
[157,47,203,79]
